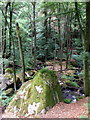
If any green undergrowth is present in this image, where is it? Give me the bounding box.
[0,90,15,107]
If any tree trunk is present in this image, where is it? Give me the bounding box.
[64,4,71,70]
[12,34,17,91]
[28,14,33,57]
[75,2,90,96]
[57,3,62,72]
[1,26,4,74]
[8,2,12,55]
[84,2,90,96]
[2,2,10,58]
[32,2,37,67]
[16,23,25,84]
[44,7,48,62]
[10,2,17,91]
[66,16,71,69]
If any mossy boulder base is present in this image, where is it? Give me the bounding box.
[6,68,63,117]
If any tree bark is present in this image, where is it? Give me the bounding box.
[32,2,37,67]
[2,3,9,58]
[57,3,62,72]
[44,7,48,62]
[12,33,17,91]
[10,2,17,91]
[8,2,12,55]
[28,13,33,57]
[1,26,4,74]
[84,2,90,96]
[16,22,25,84]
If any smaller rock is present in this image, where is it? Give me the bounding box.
[71,99,76,103]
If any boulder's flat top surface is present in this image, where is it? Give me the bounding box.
[2,97,90,118]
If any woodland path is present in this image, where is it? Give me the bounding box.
[2,97,90,118]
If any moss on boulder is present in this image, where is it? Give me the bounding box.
[6,68,63,117]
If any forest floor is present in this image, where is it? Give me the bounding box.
[1,97,89,118]
[1,60,90,118]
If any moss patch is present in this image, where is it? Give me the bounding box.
[6,68,63,117]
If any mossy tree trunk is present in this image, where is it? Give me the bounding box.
[16,22,25,84]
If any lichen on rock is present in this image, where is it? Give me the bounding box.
[6,68,63,117]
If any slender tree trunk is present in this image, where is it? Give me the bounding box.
[10,2,17,91]
[2,5,7,58]
[57,3,62,72]
[44,8,48,62]
[16,23,25,84]
[28,14,33,57]
[13,45,17,91]
[65,6,71,69]
[69,20,73,60]
[54,21,57,61]
[53,21,57,70]
[66,38,69,69]
[12,35,17,92]
[32,2,37,67]
[8,2,12,55]
[2,2,10,58]
[1,26,4,74]
[66,15,71,69]
[49,16,51,37]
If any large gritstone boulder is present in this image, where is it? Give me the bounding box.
[6,68,63,117]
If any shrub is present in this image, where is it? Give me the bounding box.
[0,90,15,107]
